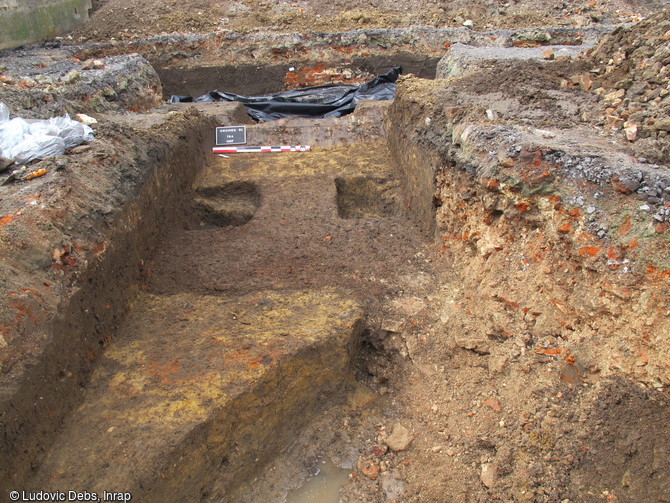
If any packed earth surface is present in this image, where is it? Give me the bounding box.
[1,1,670,503]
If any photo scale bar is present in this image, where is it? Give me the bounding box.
[212,145,311,153]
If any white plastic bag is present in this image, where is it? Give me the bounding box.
[0,103,9,123]
[0,118,31,158]
[8,134,66,165]
[29,119,62,138]
[0,103,94,164]
[49,115,94,148]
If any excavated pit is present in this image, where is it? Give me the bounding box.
[0,103,437,500]
[1,88,669,503]
[1,13,670,501]
[157,56,441,99]
[192,181,261,228]
[335,176,400,219]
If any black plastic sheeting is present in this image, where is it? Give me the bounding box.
[170,66,402,122]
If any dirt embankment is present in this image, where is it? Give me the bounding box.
[333,15,670,501]
[0,108,219,492]
[75,0,661,43]
[336,53,670,501]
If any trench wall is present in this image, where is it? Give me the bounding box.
[0,0,91,50]
[0,110,216,491]
[385,79,670,390]
[384,95,442,238]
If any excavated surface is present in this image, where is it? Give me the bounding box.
[31,289,364,500]
[24,141,433,500]
[149,144,426,299]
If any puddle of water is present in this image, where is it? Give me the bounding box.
[284,461,350,503]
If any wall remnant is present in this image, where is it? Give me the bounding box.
[0,0,92,50]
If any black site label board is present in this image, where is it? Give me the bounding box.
[216,126,247,145]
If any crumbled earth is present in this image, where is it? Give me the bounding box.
[77,0,662,43]
[433,57,600,128]
[1,1,670,503]
[0,51,162,119]
[585,8,670,164]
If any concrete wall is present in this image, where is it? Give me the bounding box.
[0,0,92,50]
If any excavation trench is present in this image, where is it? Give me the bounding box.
[2,12,670,501]
[156,56,441,99]
[16,102,435,501]
[4,47,670,503]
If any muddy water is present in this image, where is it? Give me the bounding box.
[284,461,350,503]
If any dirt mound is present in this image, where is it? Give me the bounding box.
[0,51,162,120]
[587,7,670,164]
[435,57,599,128]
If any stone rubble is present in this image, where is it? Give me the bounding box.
[586,8,670,164]
[384,423,414,452]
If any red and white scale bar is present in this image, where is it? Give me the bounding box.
[213,145,311,153]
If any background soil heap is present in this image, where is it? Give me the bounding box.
[587,8,670,164]
[77,0,662,42]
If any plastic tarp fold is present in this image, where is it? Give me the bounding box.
[170,66,402,122]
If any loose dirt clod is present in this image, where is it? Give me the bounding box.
[384,423,414,452]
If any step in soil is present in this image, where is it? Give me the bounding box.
[29,142,431,499]
[30,289,363,499]
[151,143,426,299]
